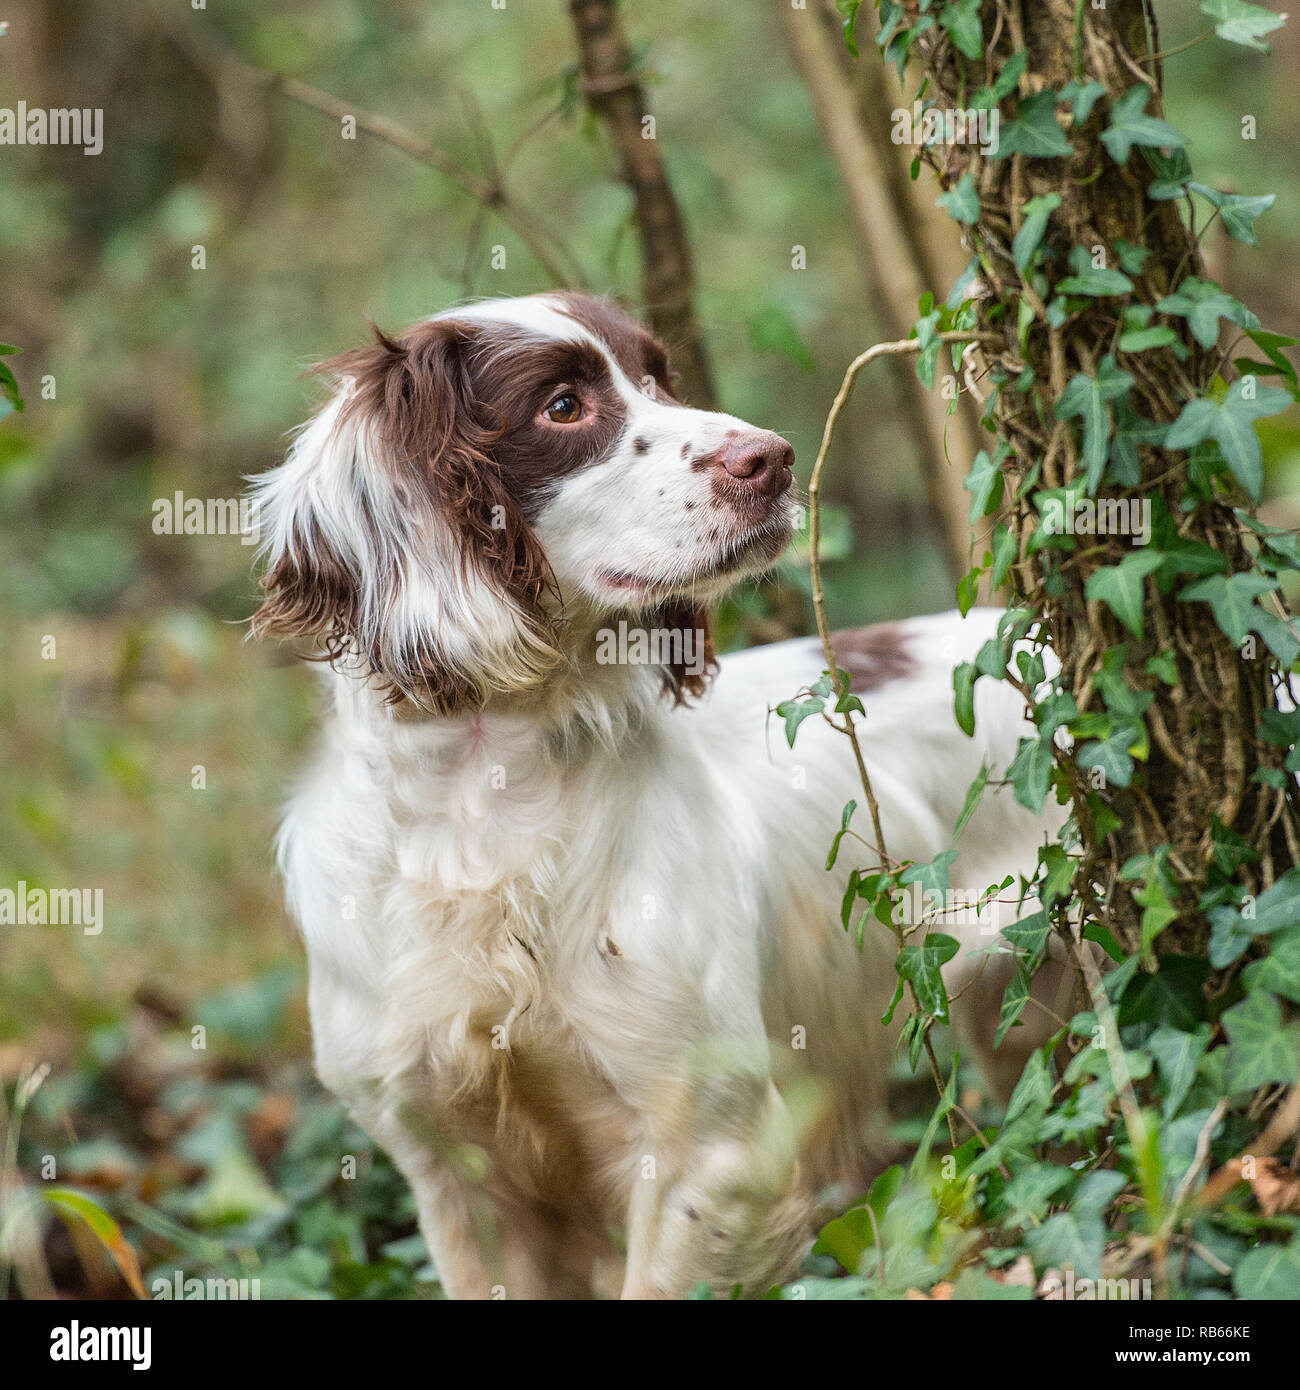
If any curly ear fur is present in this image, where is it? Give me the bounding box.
[251,319,562,713]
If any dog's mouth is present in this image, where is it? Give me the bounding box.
[597,517,792,602]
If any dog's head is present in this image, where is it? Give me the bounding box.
[251,292,796,713]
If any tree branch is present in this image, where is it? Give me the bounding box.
[568,0,717,408]
[246,66,586,289]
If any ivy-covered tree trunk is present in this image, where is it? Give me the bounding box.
[891,0,1300,971]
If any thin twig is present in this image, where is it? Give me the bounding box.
[809,331,992,1146]
[250,68,585,288]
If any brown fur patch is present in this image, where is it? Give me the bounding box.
[829,622,915,693]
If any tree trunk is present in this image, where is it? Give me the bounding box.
[903,0,1299,961]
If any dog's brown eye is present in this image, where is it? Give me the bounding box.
[544,394,584,424]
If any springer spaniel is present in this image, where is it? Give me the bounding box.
[252,292,1061,1299]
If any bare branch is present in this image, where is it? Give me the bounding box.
[247,67,586,289]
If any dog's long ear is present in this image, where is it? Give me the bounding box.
[250,319,561,711]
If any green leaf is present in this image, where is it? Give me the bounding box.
[899,850,958,899]
[1059,80,1106,126]
[1148,1024,1211,1119]
[1234,1239,1300,1299]
[1012,192,1061,271]
[963,446,1004,522]
[953,661,977,737]
[994,90,1073,159]
[938,0,983,59]
[972,50,1027,108]
[1077,728,1136,789]
[1100,85,1186,165]
[1200,0,1287,52]
[1166,380,1292,498]
[1208,867,1300,966]
[1119,325,1177,353]
[1187,183,1275,247]
[936,170,980,224]
[775,695,824,747]
[895,931,960,1021]
[1119,956,1209,1030]
[1055,266,1134,297]
[1179,570,1280,647]
[995,962,1031,1046]
[1156,276,1260,351]
[44,1188,147,1298]
[1222,990,1300,1091]
[1239,328,1299,396]
[1055,357,1135,490]
[1002,1163,1076,1223]
[1115,240,1151,275]
[1026,1207,1106,1278]
[1085,550,1164,638]
[1008,736,1054,812]
[835,0,863,57]
[990,523,1018,590]
[1244,930,1300,1005]
[953,764,989,841]
[1137,872,1179,960]
[826,800,857,871]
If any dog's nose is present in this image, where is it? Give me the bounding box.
[711,430,795,498]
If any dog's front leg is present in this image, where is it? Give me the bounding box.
[620,1064,811,1299]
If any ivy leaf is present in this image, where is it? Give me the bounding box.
[1012,192,1061,271]
[775,695,824,747]
[895,932,960,1021]
[899,850,958,900]
[1008,736,1054,812]
[1077,727,1137,789]
[1085,550,1164,637]
[1200,0,1287,52]
[972,50,1027,108]
[1187,183,1276,247]
[1055,265,1135,297]
[995,963,1032,1046]
[1059,80,1107,126]
[1165,380,1292,498]
[1101,85,1186,165]
[938,0,984,59]
[1207,867,1300,966]
[1179,570,1279,646]
[953,764,990,841]
[1148,1024,1211,1119]
[1234,1240,1300,1299]
[1222,991,1300,1091]
[963,446,1005,522]
[826,800,858,871]
[1244,930,1300,1005]
[994,90,1073,159]
[990,523,1018,590]
[1119,324,1177,353]
[1115,240,1151,275]
[1055,357,1135,491]
[1238,328,1300,396]
[1156,276,1260,350]
[1137,872,1179,961]
[936,170,980,225]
